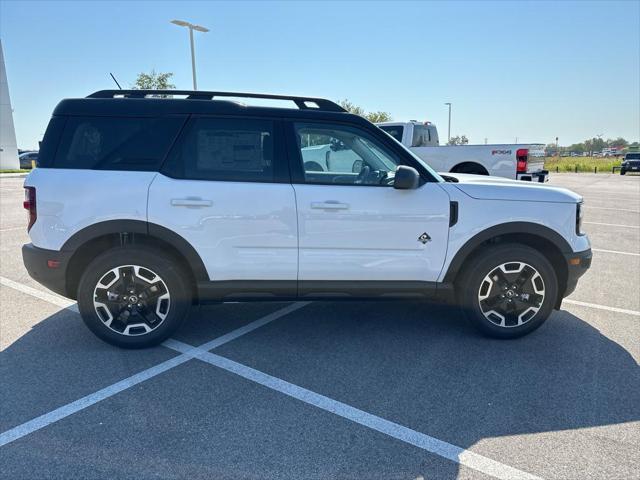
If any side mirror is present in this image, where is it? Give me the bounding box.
[393,165,420,190]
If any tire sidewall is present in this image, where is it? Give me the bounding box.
[459,244,558,339]
[77,246,191,348]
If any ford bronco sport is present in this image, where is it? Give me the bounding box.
[22,90,592,348]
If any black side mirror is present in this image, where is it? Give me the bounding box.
[393,165,420,190]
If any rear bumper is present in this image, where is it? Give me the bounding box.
[517,169,549,183]
[22,243,71,298]
[562,248,592,300]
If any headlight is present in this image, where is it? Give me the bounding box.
[576,202,585,235]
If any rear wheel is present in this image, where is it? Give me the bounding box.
[458,244,558,338]
[77,247,191,348]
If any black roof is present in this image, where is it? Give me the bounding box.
[52,90,370,125]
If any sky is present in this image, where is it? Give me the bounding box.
[1,0,639,149]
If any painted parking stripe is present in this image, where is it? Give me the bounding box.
[165,339,543,480]
[584,221,639,229]
[0,226,26,232]
[592,248,640,257]
[564,299,640,317]
[0,301,308,447]
[0,276,78,313]
[587,206,640,214]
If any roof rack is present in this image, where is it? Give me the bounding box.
[86,90,346,113]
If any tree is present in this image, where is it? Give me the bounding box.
[132,70,176,90]
[365,111,392,123]
[339,99,391,123]
[447,135,469,145]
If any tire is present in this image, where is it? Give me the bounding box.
[620,170,626,175]
[77,246,192,348]
[457,244,558,339]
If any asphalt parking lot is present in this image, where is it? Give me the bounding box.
[1,173,638,480]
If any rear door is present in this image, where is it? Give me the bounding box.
[148,116,298,293]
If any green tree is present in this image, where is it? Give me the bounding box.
[606,137,628,149]
[447,135,469,145]
[365,111,392,123]
[132,70,176,90]
[339,99,391,123]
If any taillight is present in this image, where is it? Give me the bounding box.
[23,187,36,232]
[516,148,528,173]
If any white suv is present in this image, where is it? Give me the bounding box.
[22,90,592,348]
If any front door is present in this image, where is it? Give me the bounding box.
[288,121,451,294]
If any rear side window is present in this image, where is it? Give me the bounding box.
[36,116,66,168]
[53,116,185,170]
[163,117,275,182]
[411,125,431,147]
[378,125,404,143]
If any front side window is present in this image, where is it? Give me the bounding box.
[295,123,400,186]
[54,116,184,170]
[163,117,274,182]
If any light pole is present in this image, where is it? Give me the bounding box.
[171,19,209,90]
[444,103,452,142]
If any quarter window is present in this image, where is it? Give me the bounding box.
[54,116,184,170]
[163,117,274,182]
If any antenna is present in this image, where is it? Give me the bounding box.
[109,73,122,90]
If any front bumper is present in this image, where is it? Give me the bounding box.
[22,243,71,298]
[562,248,592,300]
[517,169,549,183]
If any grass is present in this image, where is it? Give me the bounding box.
[0,169,30,174]
[543,156,622,173]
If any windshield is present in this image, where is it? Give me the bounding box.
[626,153,640,160]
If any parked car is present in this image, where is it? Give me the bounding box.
[22,90,591,348]
[19,151,38,169]
[620,152,640,175]
[376,121,547,182]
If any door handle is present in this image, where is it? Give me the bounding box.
[170,198,213,208]
[311,201,349,210]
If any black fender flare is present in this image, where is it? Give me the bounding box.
[61,220,209,282]
[442,221,572,283]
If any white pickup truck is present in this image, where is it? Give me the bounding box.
[377,121,548,182]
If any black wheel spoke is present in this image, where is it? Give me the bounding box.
[515,266,535,288]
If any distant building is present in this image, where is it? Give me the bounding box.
[0,39,19,170]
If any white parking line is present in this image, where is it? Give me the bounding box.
[564,299,640,317]
[584,221,640,229]
[0,300,308,447]
[165,338,543,480]
[0,226,25,232]
[587,206,640,214]
[0,276,78,313]
[592,248,640,257]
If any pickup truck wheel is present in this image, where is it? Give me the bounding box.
[458,244,558,338]
[620,170,626,175]
[77,246,191,349]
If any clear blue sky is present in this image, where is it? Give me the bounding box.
[1,0,638,149]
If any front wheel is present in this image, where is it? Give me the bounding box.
[77,246,192,348]
[457,244,558,339]
[620,170,626,175]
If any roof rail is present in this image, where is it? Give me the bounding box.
[86,90,347,113]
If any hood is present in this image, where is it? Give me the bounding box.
[440,173,582,204]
